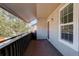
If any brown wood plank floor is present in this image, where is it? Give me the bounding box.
[24,40,62,56]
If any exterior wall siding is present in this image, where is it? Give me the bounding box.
[47,3,79,56]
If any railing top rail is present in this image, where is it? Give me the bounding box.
[0,33,30,49]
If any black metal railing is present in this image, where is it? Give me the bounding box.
[0,33,32,56]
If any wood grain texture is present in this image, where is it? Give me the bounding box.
[24,40,62,56]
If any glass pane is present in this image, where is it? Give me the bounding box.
[68,13,73,22]
[63,25,68,33]
[68,33,73,43]
[61,26,64,32]
[61,33,65,39]
[64,33,69,40]
[63,15,67,23]
[61,26,65,39]
[68,3,73,13]
[68,25,73,34]
[63,7,67,15]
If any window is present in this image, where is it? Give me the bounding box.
[0,7,31,40]
[60,3,73,43]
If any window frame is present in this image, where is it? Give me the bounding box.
[60,3,73,43]
[59,4,74,48]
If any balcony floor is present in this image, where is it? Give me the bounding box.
[24,40,62,56]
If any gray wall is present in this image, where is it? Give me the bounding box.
[37,18,47,39]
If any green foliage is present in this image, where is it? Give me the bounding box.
[0,8,31,37]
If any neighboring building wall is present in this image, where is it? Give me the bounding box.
[37,18,47,39]
[47,3,79,56]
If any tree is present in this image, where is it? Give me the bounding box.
[0,8,31,38]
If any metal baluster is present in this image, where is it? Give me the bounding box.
[15,41,18,56]
[17,40,21,56]
[16,40,19,56]
[5,47,9,56]
[13,42,16,56]
[0,50,3,56]
[10,44,14,56]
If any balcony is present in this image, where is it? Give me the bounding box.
[0,3,79,56]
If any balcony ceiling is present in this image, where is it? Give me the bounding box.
[37,3,60,19]
[0,3,60,22]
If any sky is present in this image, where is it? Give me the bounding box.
[30,19,37,26]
